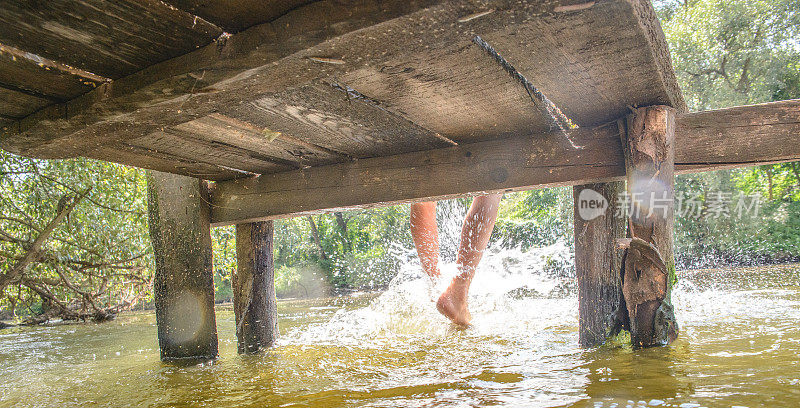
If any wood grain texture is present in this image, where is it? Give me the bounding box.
[574,182,626,348]
[0,87,51,119]
[1,0,682,171]
[128,130,294,174]
[0,43,107,103]
[620,105,678,348]
[147,171,218,361]
[210,125,626,225]
[94,145,246,181]
[175,114,349,167]
[209,99,800,224]
[224,82,450,159]
[341,0,686,143]
[1,0,442,160]
[0,0,222,79]
[675,99,800,172]
[165,0,313,33]
[233,221,278,354]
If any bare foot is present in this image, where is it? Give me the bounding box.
[436,285,472,327]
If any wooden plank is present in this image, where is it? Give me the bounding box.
[0,43,108,102]
[37,76,450,177]
[128,130,294,174]
[341,0,686,143]
[0,87,51,119]
[176,114,350,167]
[341,41,554,144]
[92,145,244,181]
[1,0,443,159]
[165,0,312,33]
[209,99,800,225]
[210,125,626,225]
[0,0,222,79]
[1,0,682,162]
[675,99,800,172]
[223,82,451,158]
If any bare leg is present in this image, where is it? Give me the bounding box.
[437,194,502,326]
[410,201,440,279]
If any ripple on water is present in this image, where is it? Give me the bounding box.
[1,244,799,407]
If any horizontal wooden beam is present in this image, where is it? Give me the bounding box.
[210,99,800,225]
[1,0,683,182]
[674,98,800,172]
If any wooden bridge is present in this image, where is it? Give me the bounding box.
[1,0,798,360]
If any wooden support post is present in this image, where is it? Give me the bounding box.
[233,221,278,354]
[146,171,218,361]
[619,105,679,347]
[573,182,626,347]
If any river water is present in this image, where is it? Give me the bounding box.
[1,247,799,407]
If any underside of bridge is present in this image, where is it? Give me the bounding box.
[1,0,798,359]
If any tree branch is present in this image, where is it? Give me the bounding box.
[0,188,91,292]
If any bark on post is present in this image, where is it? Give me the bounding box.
[619,105,679,347]
[147,171,218,361]
[573,182,627,347]
[233,221,278,354]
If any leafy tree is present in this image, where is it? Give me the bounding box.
[658,0,800,267]
[0,153,152,323]
[657,0,800,110]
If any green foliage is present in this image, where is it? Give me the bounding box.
[0,153,152,319]
[657,0,800,110]
[657,0,800,267]
[211,226,235,303]
[493,187,574,250]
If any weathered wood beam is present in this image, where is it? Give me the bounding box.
[619,105,679,347]
[1,0,681,174]
[233,221,278,354]
[210,99,800,226]
[211,125,625,225]
[0,43,109,101]
[0,0,222,79]
[147,171,218,361]
[573,182,626,347]
[0,0,444,157]
[675,98,800,172]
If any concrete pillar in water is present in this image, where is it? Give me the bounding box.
[573,182,626,347]
[147,171,218,361]
[619,105,679,347]
[233,221,278,353]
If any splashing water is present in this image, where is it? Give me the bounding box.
[291,240,576,348]
[1,210,799,407]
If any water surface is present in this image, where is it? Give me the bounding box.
[1,250,798,407]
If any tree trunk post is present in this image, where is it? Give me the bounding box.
[619,105,680,347]
[147,171,218,361]
[573,182,627,347]
[233,221,278,354]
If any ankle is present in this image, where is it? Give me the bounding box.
[445,279,470,301]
